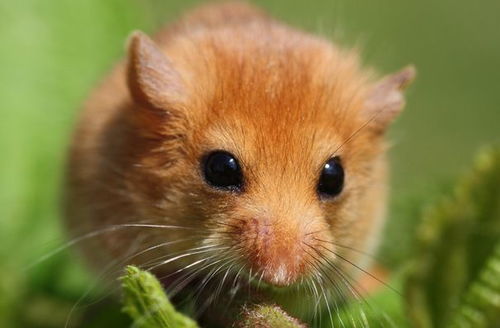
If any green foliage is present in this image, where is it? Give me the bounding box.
[325,274,410,328]
[406,147,500,328]
[448,240,500,328]
[121,266,199,328]
[0,0,150,326]
[238,304,306,328]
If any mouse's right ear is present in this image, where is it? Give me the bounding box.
[126,31,185,111]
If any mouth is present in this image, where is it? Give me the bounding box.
[155,261,319,325]
[158,263,302,300]
[248,277,299,293]
[236,266,309,294]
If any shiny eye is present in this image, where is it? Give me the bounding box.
[317,156,344,198]
[202,151,243,191]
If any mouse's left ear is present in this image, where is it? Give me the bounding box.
[364,66,416,132]
[126,31,186,111]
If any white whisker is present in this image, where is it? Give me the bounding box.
[26,223,195,270]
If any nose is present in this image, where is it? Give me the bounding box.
[240,217,307,286]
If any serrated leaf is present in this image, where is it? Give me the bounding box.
[405,146,500,328]
[448,241,500,328]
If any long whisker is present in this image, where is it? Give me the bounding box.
[67,238,218,321]
[310,242,400,327]
[311,248,367,327]
[194,255,237,298]
[169,258,227,303]
[26,223,195,270]
[64,234,148,328]
[139,235,233,270]
[332,106,387,156]
[162,254,221,298]
[162,247,234,299]
[318,244,401,296]
[215,260,237,301]
[321,284,335,328]
[306,272,321,323]
[92,236,207,288]
[302,245,348,327]
[194,256,240,315]
[325,256,390,328]
[313,237,381,261]
[308,242,371,307]
[148,245,229,271]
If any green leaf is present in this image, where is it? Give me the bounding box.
[405,146,500,328]
[121,266,199,328]
[448,240,500,328]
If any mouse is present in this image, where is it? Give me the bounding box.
[64,1,415,324]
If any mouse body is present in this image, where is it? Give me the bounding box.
[65,1,414,322]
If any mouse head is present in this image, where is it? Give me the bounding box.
[125,31,415,287]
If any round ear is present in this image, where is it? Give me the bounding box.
[126,31,186,111]
[364,66,416,132]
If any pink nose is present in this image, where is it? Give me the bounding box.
[240,217,306,286]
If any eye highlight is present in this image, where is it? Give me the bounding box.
[202,151,243,192]
[317,156,344,199]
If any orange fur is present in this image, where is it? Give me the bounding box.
[64,1,414,321]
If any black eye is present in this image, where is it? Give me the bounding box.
[318,156,344,198]
[202,151,243,191]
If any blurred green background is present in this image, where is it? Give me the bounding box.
[0,0,498,327]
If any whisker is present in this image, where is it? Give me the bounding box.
[309,243,396,327]
[67,238,220,320]
[26,223,196,270]
[307,273,321,323]
[332,105,387,156]
[139,235,235,270]
[215,260,236,300]
[318,244,401,296]
[302,245,348,327]
[307,243,365,303]
[165,254,227,298]
[321,283,335,328]
[194,256,240,315]
[256,269,265,291]
[321,255,368,327]
[64,234,148,328]
[212,220,240,230]
[176,261,227,311]
[314,237,381,261]
[148,245,229,271]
